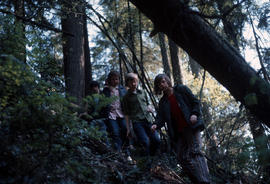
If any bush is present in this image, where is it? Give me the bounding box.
[0,55,104,183]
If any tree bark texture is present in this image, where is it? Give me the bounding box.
[168,38,183,84]
[158,33,171,79]
[130,0,270,127]
[13,0,26,63]
[127,0,137,72]
[61,1,85,104]
[83,9,92,97]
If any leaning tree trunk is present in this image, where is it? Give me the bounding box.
[61,1,85,104]
[130,0,270,128]
[158,33,171,79]
[168,38,183,84]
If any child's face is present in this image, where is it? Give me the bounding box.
[158,78,169,92]
[128,78,138,91]
[91,86,100,94]
[110,76,119,87]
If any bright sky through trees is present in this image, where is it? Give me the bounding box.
[243,0,270,70]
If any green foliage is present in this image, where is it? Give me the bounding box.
[0,13,26,62]
[27,28,64,91]
[0,55,106,183]
[83,93,115,120]
[258,2,270,30]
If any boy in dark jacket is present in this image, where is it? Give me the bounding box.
[151,74,210,184]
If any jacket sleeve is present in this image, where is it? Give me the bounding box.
[181,85,201,117]
[121,95,129,115]
[119,85,127,97]
[143,90,149,105]
[101,87,111,117]
[154,103,165,129]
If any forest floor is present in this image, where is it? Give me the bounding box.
[85,137,189,184]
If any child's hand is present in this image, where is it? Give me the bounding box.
[127,130,131,137]
[147,105,154,113]
[190,115,198,124]
[151,124,157,132]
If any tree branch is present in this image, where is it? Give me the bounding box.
[0,9,74,37]
[189,0,247,20]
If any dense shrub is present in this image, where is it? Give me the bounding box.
[0,55,105,183]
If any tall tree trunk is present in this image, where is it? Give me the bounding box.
[61,1,85,104]
[127,0,137,72]
[158,33,171,79]
[137,10,148,89]
[83,8,92,97]
[168,38,183,84]
[139,11,143,63]
[130,0,270,127]
[138,10,144,74]
[13,0,26,63]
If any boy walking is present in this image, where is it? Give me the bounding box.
[122,73,160,156]
[151,74,210,184]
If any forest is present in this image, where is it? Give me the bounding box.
[0,0,269,183]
